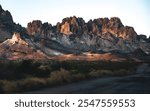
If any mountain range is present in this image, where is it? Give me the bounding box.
[0,5,150,61]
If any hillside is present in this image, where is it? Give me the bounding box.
[0,5,150,61]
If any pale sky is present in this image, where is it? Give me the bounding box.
[0,0,150,37]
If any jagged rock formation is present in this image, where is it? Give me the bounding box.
[7,32,28,45]
[60,21,72,35]
[0,5,13,42]
[0,5,13,24]
[0,32,48,60]
[60,16,85,35]
[27,20,52,38]
[26,16,150,55]
[0,5,150,60]
[0,5,26,42]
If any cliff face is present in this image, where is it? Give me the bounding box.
[26,16,138,42]
[27,20,52,38]
[0,5,13,24]
[0,5,26,42]
[0,5,150,60]
[26,16,149,55]
[0,5,13,42]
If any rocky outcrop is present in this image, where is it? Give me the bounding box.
[7,32,28,45]
[0,4,150,60]
[27,20,52,38]
[60,22,72,35]
[0,32,47,60]
[26,16,150,55]
[58,16,85,35]
[0,5,26,42]
[0,5,13,24]
[26,16,138,40]
[88,17,137,41]
[0,5,14,42]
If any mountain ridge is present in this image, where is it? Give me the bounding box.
[0,5,150,61]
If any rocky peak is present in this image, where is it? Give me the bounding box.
[60,21,72,35]
[27,20,43,36]
[25,16,143,55]
[26,16,138,41]
[0,5,27,43]
[118,26,137,40]
[0,5,2,12]
[109,17,124,28]
[0,5,13,24]
[60,16,85,35]
[27,20,52,37]
[12,32,27,45]
[107,17,124,35]
[1,4,150,60]
[4,32,28,45]
[0,5,14,42]
[88,17,137,40]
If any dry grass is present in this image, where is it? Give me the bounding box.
[88,69,130,77]
[0,80,17,93]
[47,68,72,85]
[18,77,47,91]
[0,60,138,93]
[72,73,86,81]
[114,69,130,76]
[89,70,113,77]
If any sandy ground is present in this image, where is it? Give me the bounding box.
[27,63,150,94]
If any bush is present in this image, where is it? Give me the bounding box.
[47,68,71,85]
[0,80,17,93]
[18,77,47,91]
[99,70,113,75]
[114,69,130,76]
[89,70,113,77]
[72,73,86,81]
[0,60,139,93]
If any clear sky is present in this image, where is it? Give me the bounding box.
[0,0,150,37]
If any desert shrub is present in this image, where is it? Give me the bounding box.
[47,75,63,85]
[36,64,52,76]
[0,81,3,93]
[99,70,113,75]
[55,61,95,73]
[114,69,130,76]
[47,68,71,85]
[89,70,113,77]
[54,61,138,74]
[0,60,139,93]
[18,77,47,91]
[88,70,99,77]
[13,60,52,78]
[38,65,51,71]
[0,60,138,80]
[0,80,18,93]
[72,73,86,81]
[89,69,131,77]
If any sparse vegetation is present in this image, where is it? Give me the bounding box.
[0,60,139,93]
[18,77,47,91]
[0,80,18,93]
[47,68,72,85]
